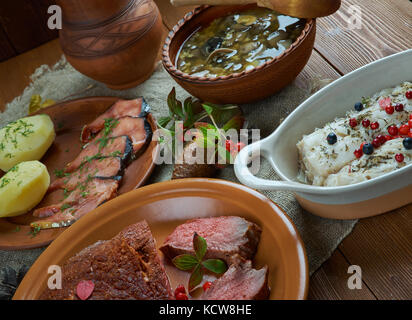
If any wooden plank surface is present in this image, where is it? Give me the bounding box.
[315,0,412,74]
[339,205,412,300]
[309,250,377,300]
[0,0,411,300]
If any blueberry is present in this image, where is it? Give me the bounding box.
[327,133,337,145]
[354,102,363,111]
[403,137,412,150]
[362,143,374,155]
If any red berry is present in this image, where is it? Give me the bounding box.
[388,125,398,136]
[395,103,404,112]
[203,281,212,291]
[406,91,412,99]
[174,285,186,296]
[377,135,386,145]
[236,142,246,152]
[372,138,381,148]
[225,140,234,152]
[385,135,393,141]
[385,105,394,114]
[362,119,370,128]
[175,292,189,300]
[408,119,412,128]
[370,122,379,130]
[395,153,404,163]
[409,132,412,138]
[349,118,358,128]
[399,124,410,136]
[410,114,412,120]
[354,149,363,159]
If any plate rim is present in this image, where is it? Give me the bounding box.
[13,178,309,300]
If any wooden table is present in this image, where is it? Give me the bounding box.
[0,0,411,300]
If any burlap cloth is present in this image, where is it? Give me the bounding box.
[0,57,357,275]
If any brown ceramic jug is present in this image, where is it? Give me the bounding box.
[56,0,163,90]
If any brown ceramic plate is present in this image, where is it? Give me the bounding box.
[0,97,158,250]
[13,178,308,300]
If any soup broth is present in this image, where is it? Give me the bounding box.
[177,8,306,78]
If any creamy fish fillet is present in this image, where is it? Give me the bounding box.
[324,139,412,186]
[297,81,412,186]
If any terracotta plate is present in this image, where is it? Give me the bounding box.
[0,97,158,250]
[13,179,308,300]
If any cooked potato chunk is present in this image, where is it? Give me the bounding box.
[0,114,55,171]
[0,161,50,218]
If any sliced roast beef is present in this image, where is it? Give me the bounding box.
[160,216,261,264]
[201,255,269,300]
[81,98,150,142]
[40,221,174,300]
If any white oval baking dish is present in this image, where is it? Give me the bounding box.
[235,49,412,219]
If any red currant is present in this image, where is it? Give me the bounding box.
[406,91,412,99]
[236,142,246,152]
[225,140,234,152]
[385,135,393,141]
[409,132,412,138]
[354,149,363,159]
[370,122,379,130]
[408,119,412,128]
[203,281,212,291]
[362,119,370,128]
[372,138,381,148]
[388,125,398,136]
[349,118,358,128]
[395,103,404,112]
[399,124,410,136]
[395,153,404,163]
[377,135,386,145]
[385,105,394,114]
[175,292,189,300]
[174,284,186,296]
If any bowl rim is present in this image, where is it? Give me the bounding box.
[162,5,315,83]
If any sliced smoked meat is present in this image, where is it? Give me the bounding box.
[65,135,133,173]
[92,116,152,155]
[32,178,119,229]
[160,216,261,264]
[81,98,150,142]
[40,221,174,300]
[50,157,123,192]
[201,255,269,300]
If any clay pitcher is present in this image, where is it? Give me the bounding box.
[56,0,164,90]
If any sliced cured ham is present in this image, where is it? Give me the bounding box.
[81,98,149,142]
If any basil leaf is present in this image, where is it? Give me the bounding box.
[193,233,207,261]
[172,254,199,271]
[202,259,227,274]
[188,264,203,292]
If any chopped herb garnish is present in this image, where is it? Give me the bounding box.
[61,203,72,212]
[28,224,41,238]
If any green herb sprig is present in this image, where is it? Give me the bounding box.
[172,233,227,292]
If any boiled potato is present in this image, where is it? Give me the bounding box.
[0,114,55,171]
[0,161,50,218]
